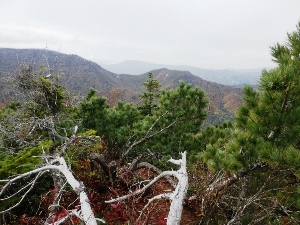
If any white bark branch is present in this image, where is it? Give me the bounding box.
[0,157,99,224]
[106,151,188,225]
[105,170,177,203]
[0,124,103,224]
[137,193,171,223]
[136,162,177,189]
[0,172,44,214]
[166,151,188,225]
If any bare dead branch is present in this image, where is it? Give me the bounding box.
[0,171,44,214]
[122,111,179,158]
[136,162,177,189]
[107,152,188,225]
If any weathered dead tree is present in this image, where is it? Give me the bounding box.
[0,126,104,225]
[106,151,188,225]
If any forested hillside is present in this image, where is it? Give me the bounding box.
[118,69,242,124]
[0,22,300,225]
[0,48,242,124]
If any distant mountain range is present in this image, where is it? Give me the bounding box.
[102,60,264,86]
[0,48,244,124]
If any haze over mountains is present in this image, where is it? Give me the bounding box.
[0,48,244,124]
[102,60,263,86]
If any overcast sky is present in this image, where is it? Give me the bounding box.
[0,0,299,69]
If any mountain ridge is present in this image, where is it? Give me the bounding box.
[101,60,263,85]
[0,48,243,124]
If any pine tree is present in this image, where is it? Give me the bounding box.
[199,22,300,224]
[235,22,300,166]
[202,22,300,172]
[139,73,161,116]
[133,82,208,164]
[77,89,141,155]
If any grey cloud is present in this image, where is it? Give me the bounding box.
[0,0,299,69]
